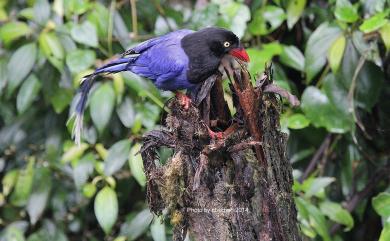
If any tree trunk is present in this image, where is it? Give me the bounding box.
[141,65,301,241]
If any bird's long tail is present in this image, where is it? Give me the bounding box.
[72,57,136,145]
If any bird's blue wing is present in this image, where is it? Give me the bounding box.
[128,30,197,90]
[123,29,194,55]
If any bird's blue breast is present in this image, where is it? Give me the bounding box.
[128,30,198,91]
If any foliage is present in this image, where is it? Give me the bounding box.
[0,0,389,240]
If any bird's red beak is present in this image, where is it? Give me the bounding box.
[229,47,250,62]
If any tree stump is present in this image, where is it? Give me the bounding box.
[141,65,302,241]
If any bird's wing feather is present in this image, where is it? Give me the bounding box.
[121,29,194,56]
[130,39,193,90]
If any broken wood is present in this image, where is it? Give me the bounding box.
[141,64,301,241]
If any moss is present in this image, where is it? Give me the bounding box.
[159,152,185,211]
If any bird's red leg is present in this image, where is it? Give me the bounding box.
[175,92,191,110]
[206,125,224,139]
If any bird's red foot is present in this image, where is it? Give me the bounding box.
[175,92,191,110]
[207,126,224,139]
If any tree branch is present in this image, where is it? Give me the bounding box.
[330,165,390,235]
[299,134,332,183]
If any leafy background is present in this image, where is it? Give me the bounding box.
[0,0,389,240]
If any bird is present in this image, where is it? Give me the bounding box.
[72,27,250,144]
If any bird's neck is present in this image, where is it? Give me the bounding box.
[181,36,222,84]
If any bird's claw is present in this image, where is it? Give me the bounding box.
[206,126,224,140]
[175,92,191,110]
[209,130,224,139]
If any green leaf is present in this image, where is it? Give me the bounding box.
[300,219,317,238]
[322,74,350,116]
[286,0,307,29]
[2,169,19,196]
[113,10,132,48]
[136,102,161,130]
[87,2,110,38]
[359,11,389,33]
[247,43,283,75]
[328,35,346,73]
[113,73,125,102]
[33,0,50,25]
[154,16,177,36]
[379,23,390,52]
[189,4,219,30]
[379,223,390,241]
[82,183,97,198]
[94,186,118,234]
[90,83,115,133]
[66,49,96,73]
[305,23,342,82]
[61,143,88,163]
[64,0,90,16]
[301,86,353,133]
[363,0,386,15]
[53,0,64,17]
[120,209,153,241]
[335,0,359,23]
[302,177,335,198]
[123,72,150,93]
[59,35,77,52]
[0,58,7,96]
[39,32,65,70]
[26,167,52,225]
[0,8,6,22]
[280,45,305,71]
[116,97,135,128]
[296,197,331,241]
[71,21,98,47]
[290,148,315,164]
[287,113,310,129]
[16,74,41,114]
[73,153,95,188]
[128,143,146,187]
[150,216,166,241]
[372,192,390,217]
[113,237,127,241]
[104,139,131,176]
[0,21,32,45]
[218,2,250,38]
[26,220,68,241]
[19,8,34,20]
[6,43,37,96]
[338,40,384,111]
[2,226,26,241]
[39,32,64,59]
[295,198,317,238]
[248,6,286,35]
[10,158,35,207]
[320,201,354,231]
[340,144,357,196]
[307,203,331,241]
[50,88,73,113]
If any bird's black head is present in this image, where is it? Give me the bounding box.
[182,27,250,63]
[182,27,249,84]
[202,27,240,56]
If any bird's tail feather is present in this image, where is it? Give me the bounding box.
[72,57,136,145]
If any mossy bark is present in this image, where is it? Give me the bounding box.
[141,67,301,241]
